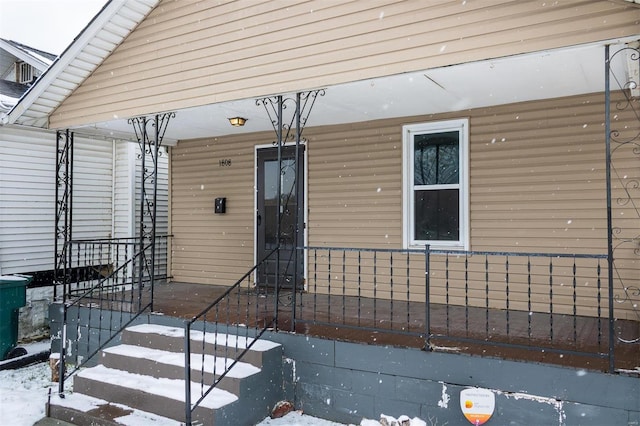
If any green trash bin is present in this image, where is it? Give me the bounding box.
[0,275,32,360]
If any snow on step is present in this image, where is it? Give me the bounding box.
[77,365,238,409]
[103,344,260,378]
[50,392,180,425]
[127,323,281,351]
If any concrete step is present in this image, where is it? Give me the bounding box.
[47,392,180,426]
[72,365,238,423]
[101,343,260,395]
[122,323,282,368]
[47,322,284,425]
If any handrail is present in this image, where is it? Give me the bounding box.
[183,247,279,425]
[57,236,168,396]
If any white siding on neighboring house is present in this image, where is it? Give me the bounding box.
[0,126,56,275]
[113,141,136,239]
[0,125,115,275]
[72,134,114,241]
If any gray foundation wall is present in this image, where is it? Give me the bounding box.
[48,306,639,425]
[263,331,639,426]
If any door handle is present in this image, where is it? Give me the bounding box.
[257,214,261,226]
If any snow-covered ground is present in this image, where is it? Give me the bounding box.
[0,350,424,426]
[0,361,52,425]
[0,361,348,426]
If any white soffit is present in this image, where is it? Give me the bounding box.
[81,40,636,142]
[4,0,159,128]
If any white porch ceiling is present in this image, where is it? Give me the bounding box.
[65,41,635,143]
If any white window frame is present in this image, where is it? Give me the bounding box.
[402,118,469,250]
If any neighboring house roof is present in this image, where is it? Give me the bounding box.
[0,79,30,99]
[0,38,56,72]
[0,40,56,112]
[2,0,159,127]
[0,80,29,112]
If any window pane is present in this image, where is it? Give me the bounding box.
[264,159,296,246]
[414,131,459,185]
[414,189,459,241]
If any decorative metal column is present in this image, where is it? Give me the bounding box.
[605,43,640,372]
[54,129,73,301]
[257,89,325,330]
[129,113,174,311]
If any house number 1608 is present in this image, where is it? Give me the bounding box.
[219,159,232,167]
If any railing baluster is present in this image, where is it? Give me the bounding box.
[201,313,207,397]
[549,257,554,342]
[597,260,602,346]
[406,251,410,333]
[342,250,346,325]
[485,254,489,338]
[313,249,317,323]
[184,323,192,426]
[445,253,450,335]
[373,250,377,327]
[425,245,430,349]
[327,249,331,323]
[357,251,362,328]
[464,254,469,336]
[573,257,578,346]
[505,255,510,338]
[390,252,394,330]
[527,256,532,340]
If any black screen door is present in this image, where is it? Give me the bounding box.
[256,145,305,288]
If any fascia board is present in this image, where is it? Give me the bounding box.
[3,0,159,127]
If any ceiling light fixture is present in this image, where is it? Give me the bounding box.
[228,117,247,127]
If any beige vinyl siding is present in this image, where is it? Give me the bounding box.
[171,92,638,319]
[469,99,608,253]
[170,133,261,284]
[50,0,640,128]
[307,121,403,247]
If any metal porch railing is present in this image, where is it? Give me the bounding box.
[183,248,279,425]
[296,246,618,370]
[55,236,170,395]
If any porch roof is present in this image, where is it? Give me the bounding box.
[3,0,639,143]
[2,0,160,129]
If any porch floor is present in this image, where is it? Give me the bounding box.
[149,281,639,373]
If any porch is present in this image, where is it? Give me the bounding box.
[55,235,639,374]
[49,236,639,424]
[149,281,639,374]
